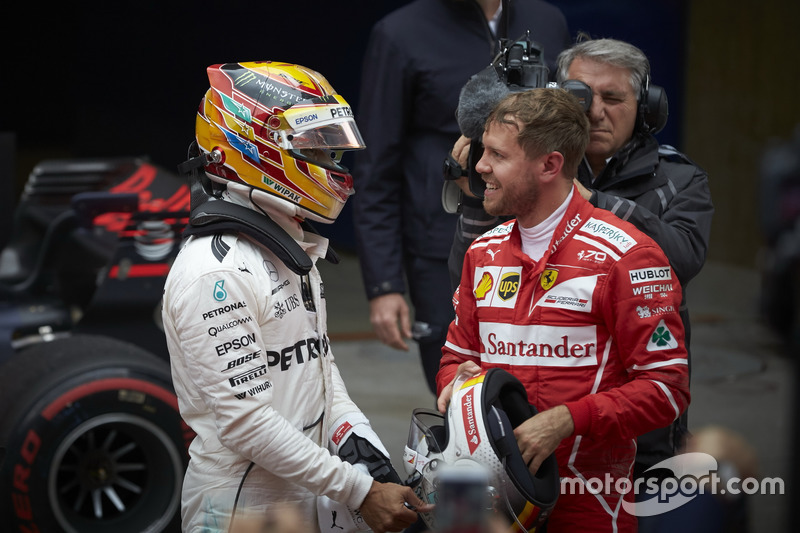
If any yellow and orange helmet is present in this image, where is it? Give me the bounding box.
[195,61,365,223]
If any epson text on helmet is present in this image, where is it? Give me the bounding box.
[294,113,319,125]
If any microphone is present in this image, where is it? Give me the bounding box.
[455,66,511,139]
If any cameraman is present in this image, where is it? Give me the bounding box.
[559,39,713,490]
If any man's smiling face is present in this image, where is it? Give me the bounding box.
[476,120,543,227]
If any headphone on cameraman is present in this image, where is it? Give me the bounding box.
[636,73,668,135]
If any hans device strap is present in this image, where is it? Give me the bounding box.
[184,200,339,275]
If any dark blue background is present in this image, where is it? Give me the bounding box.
[1,0,686,249]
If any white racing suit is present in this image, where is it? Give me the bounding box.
[163,192,384,532]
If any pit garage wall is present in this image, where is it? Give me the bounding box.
[683,0,800,268]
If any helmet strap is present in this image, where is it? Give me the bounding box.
[178,143,226,211]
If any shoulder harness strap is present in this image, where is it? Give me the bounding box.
[183,200,338,276]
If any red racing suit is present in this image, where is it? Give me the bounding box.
[437,188,690,532]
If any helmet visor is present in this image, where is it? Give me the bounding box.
[280,120,365,151]
[278,95,366,151]
[407,408,446,454]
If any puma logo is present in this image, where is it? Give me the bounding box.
[330,510,344,530]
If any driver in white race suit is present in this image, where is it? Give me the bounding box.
[162,61,428,533]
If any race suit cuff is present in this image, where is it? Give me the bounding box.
[564,399,593,437]
[346,467,375,510]
[328,412,390,459]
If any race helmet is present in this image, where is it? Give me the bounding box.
[195,61,365,223]
[403,369,560,532]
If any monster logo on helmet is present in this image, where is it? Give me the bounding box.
[195,61,366,223]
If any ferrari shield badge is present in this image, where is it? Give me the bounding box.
[540,269,558,291]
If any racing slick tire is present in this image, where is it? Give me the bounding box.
[0,334,188,533]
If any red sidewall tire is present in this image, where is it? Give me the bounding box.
[0,335,190,533]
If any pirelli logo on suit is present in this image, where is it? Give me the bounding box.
[479,322,598,367]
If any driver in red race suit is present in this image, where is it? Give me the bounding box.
[163,62,428,533]
[436,88,689,532]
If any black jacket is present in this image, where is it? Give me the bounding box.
[352,0,571,298]
[580,134,714,289]
[579,133,714,470]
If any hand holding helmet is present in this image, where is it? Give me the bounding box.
[360,482,429,533]
[437,360,482,413]
[405,368,560,532]
[513,405,574,475]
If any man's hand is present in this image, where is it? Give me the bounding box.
[360,481,432,533]
[573,178,592,200]
[451,135,477,197]
[369,294,411,350]
[436,360,482,413]
[514,405,574,474]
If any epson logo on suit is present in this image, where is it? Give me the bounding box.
[215,333,257,356]
[629,267,672,284]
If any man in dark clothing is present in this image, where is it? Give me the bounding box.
[352,0,571,394]
[556,39,714,482]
